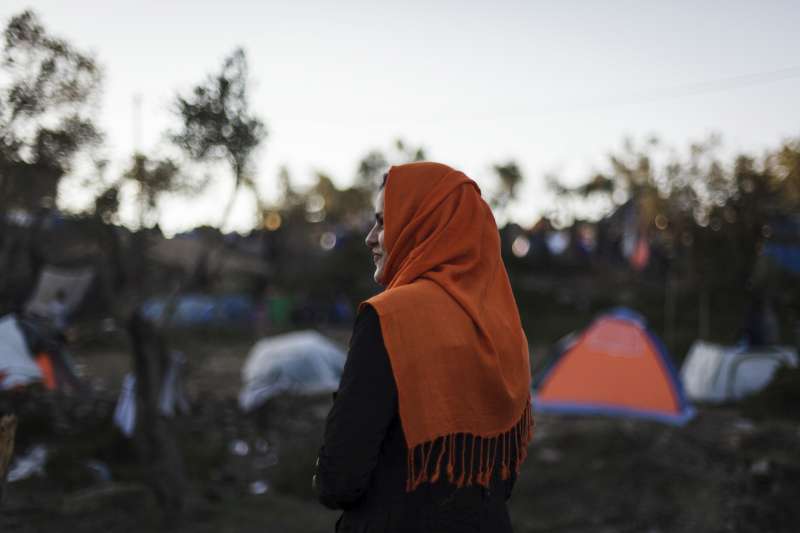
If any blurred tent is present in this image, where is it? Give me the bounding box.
[0,315,42,389]
[24,266,94,317]
[141,293,254,327]
[239,330,345,411]
[534,308,694,425]
[681,341,798,403]
[1,314,85,393]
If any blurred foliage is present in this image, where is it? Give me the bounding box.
[490,160,524,215]
[120,153,206,228]
[172,48,267,228]
[548,135,800,289]
[355,138,426,190]
[0,10,102,211]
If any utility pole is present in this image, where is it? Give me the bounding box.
[133,93,143,154]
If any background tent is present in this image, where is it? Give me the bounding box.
[763,243,800,274]
[534,308,694,425]
[681,341,799,402]
[239,330,345,411]
[0,315,43,389]
[141,293,255,327]
[24,266,94,317]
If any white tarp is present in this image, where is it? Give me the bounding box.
[681,341,798,402]
[0,315,42,389]
[113,374,137,437]
[112,351,190,437]
[239,330,346,411]
[25,266,94,317]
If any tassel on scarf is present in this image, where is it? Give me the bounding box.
[404,401,534,492]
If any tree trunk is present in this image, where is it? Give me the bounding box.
[219,180,241,231]
[664,274,676,349]
[698,288,710,340]
[127,312,186,522]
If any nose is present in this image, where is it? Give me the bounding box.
[365,224,378,249]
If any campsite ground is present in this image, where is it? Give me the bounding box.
[2,332,799,533]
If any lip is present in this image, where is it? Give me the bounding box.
[372,253,382,263]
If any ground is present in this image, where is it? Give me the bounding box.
[1,332,799,532]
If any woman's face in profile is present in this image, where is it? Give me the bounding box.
[365,188,386,285]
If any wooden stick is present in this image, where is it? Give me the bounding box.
[0,415,18,505]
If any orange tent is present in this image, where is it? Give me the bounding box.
[534,309,693,425]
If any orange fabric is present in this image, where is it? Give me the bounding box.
[362,162,533,490]
[35,353,57,391]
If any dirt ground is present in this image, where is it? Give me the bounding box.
[2,335,799,532]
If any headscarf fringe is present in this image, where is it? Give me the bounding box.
[404,401,533,492]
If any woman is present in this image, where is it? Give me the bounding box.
[314,162,533,532]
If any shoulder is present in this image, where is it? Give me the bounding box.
[354,302,380,330]
[345,304,394,385]
[350,303,384,351]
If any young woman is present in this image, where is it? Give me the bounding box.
[315,162,533,532]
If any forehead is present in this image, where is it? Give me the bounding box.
[373,188,385,213]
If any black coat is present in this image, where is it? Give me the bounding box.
[315,305,517,533]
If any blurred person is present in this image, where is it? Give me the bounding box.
[47,289,69,337]
[39,289,85,394]
[314,163,533,532]
[742,293,780,347]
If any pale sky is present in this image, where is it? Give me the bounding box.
[2,0,799,234]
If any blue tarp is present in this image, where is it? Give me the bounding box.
[763,243,800,274]
[142,294,255,326]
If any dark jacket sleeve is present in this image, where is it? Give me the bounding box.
[314,304,397,510]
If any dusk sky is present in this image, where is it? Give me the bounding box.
[2,1,799,234]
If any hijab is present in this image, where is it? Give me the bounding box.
[362,162,533,491]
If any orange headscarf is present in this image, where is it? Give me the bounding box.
[362,162,533,491]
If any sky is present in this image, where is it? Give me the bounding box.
[2,0,799,235]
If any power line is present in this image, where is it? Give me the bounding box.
[595,65,800,108]
[451,65,800,122]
